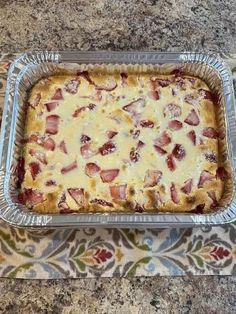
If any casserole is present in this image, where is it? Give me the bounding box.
[0,51,235,228]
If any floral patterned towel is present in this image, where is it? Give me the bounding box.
[0,53,235,278]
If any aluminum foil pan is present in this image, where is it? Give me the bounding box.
[0,51,236,229]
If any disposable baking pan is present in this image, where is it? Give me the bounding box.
[0,51,236,229]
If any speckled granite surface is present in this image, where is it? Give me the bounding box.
[0,0,236,52]
[0,277,235,314]
[0,0,236,313]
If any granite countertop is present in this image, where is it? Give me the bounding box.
[0,0,236,53]
[0,0,236,313]
[0,277,235,313]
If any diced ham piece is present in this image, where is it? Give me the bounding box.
[80,134,91,144]
[198,170,214,188]
[135,203,145,213]
[59,140,67,154]
[166,154,176,171]
[216,167,229,181]
[130,141,145,163]
[90,198,114,207]
[202,127,218,139]
[149,79,160,100]
[51,88,64,100]
[85,163,101,177]
[80,144,97,159]
[156,79,170,87]
[137,140,145,150]
[181,179,193,195]
[88,103,96,110]
[19,188,44,207]
[77,71,94,84]
[155,131,171,147]
[31,93,41,108]
[65,79,79,94]
[171,69,184,77]
[68,188,84,206]
[207,190,218,209]
[107,130,118,139]
[58,193,70,212]
[99,141,116,156]
[29,162,41,180]
[100,169,119,183]
[73,106,86,117]
[184,109,200,126]
[27,134,55,151]
[45,102,58,112]
[149,90,160,100]
[29,149,48,165]
[164,103,182,118]
[73,104,96,117]
[16,157,25,185]
[184,93,198,105]
[46,115,59,135]
[205,152,217,163]
[43,137,55,151]
[199,89,218,104]
[144,170,162,187]
[150,79,158,90]
[130,129,140,139]
[172,144,186,161]
[153,145,167,155]
[28,134,42,147]
[61,161,77,174]
[170,183,179,204]
[187,130,196,145]
[122,98,145,115]
[27,134,42,144]
[175,77,186,90]
[130,149,140,163]
[45,180,56,186]
[129,149,140,163]
[168,120,183,131]
[190,203,205,214]
[120,72,128,85]
[140,120,154,128]
[95,79,117,91]
[109,184,127,200]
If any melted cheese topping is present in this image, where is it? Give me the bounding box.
[21,71,224,213]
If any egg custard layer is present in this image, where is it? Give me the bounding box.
[19,71,225,214]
